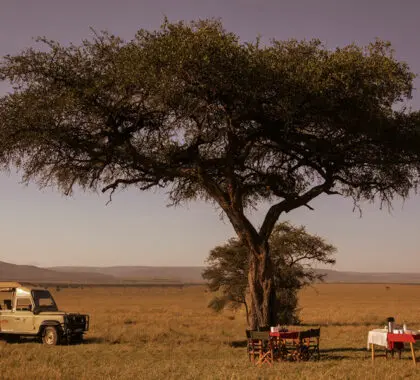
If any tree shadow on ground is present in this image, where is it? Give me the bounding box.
[227,341,371,362]
[228,340,248,348]
[322,347,368,353]
[319,347,370,361]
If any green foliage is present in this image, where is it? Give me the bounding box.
[0,19,419,211]
[203,238,248,312]
[207,297,228,313]
[203,222,336,325]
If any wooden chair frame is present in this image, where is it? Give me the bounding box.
[246,330,274,366]
[297,328,321,361]
[271,334,300,361]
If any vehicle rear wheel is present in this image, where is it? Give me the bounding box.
[42,326,60,346]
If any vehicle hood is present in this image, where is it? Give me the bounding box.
[37,311,66,316]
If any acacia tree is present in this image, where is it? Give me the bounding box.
[203,222,336,325]
[203,238,249,318]
[1,19,420,328]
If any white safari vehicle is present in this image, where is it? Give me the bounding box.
[0,282,89,345]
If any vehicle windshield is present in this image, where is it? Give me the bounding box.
[32,290,58,311]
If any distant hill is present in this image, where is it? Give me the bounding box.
[49,265,205,283]
[2,261,420,284]
[50,266,420,284]
[0,261,116,283]
[317,269,420,284]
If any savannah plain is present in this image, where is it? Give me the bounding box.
[1,283,420,379]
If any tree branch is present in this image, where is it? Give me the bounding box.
[101,177,144,193]
[102,177,149,205]
[259,179,334,242]
[198,167,261,250]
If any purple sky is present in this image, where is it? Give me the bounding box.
[1,0,420,271]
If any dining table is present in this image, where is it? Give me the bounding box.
[367,329,420,365]
[387,333,420,364]
[269,331,300,340]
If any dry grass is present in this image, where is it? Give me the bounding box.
[2,284,420,379]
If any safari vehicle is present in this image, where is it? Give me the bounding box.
[0,282,89,345]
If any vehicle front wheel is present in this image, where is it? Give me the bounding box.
[42,326,60,346]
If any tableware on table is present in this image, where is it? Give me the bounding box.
[387,317,395,333]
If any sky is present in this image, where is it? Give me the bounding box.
[1,0,420,271]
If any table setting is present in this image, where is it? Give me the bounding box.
[367,317,420,364]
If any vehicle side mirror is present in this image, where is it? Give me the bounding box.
[33,307,41,315]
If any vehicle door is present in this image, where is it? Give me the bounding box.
[0,291,16,332]
[13,296,35,334]
[0,310,16,332]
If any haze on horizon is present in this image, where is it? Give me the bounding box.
[1,0,420,272]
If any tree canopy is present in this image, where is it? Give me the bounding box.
[203,222,336,325]
[1,21,419,218]
[1,19,419,327]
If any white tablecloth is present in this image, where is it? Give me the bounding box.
[367,329,388,349]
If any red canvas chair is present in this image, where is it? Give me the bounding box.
[270,331,300,361]
[297,328,321,361]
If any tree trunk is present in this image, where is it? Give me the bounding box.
[204,189,279,330]
[244,301,250,326]
[247,243,277,330]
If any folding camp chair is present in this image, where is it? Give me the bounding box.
[246,330,274,366]
[297,328,321,361]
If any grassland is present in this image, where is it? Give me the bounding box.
[2,284,420,379]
